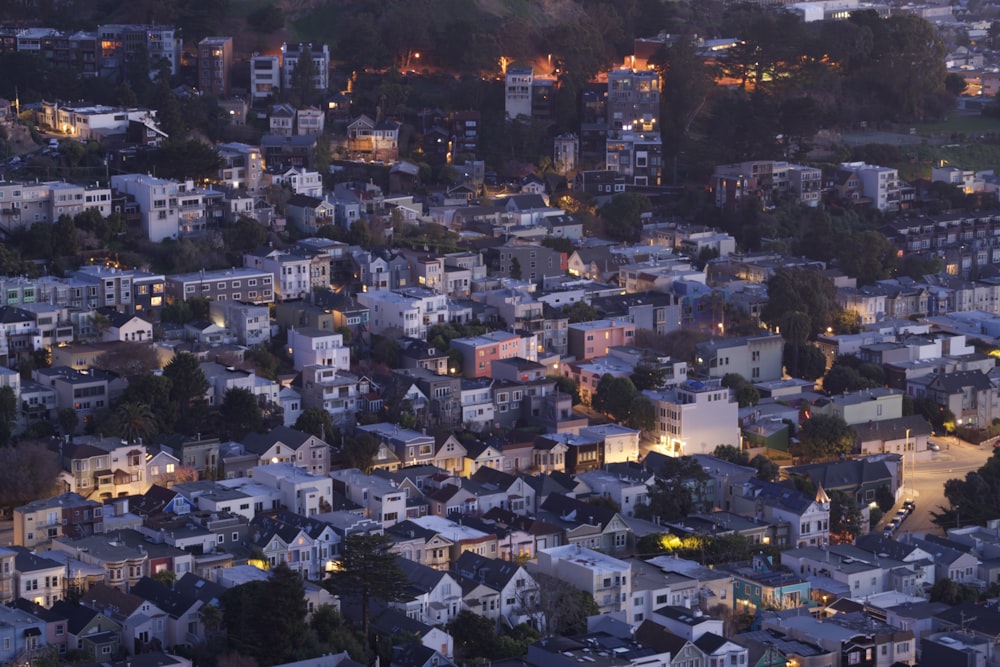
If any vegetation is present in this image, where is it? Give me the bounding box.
[793,414,856,461]
[328,532,407,635]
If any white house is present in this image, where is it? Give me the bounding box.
[287,328,350,372]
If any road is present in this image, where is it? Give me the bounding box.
[893,436,988,536]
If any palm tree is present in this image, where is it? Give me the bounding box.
[116,401,157,444]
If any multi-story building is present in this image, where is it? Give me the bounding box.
[243,246,316,300]
[37,102,159,141]
[287,328,350,371]
[695,333,784,383]
[357,287,448,339]
[553,132,578,174]
[34,367,127,434]
[197,37,232,97]
[281,42,330,91]
[567,319,637,361]
[535,545,632,616]
[297,366,361,424]
[607,68,660,133]
[208,300,271,346]
[450,110,481,159]
[836,161,901,212]
[111,174,222,242]
[296,107,325,136]
[250,54,281,103]
[644,378,740,456]
[505,66,533,121]
[13,492,103,549]
[165,267,274,305]
[450,331,539,378]
[606,131,663,186]
[217,142,264,194]
[97,24,182,80]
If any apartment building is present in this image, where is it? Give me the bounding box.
[450,331,540,379]
[165,267,274,305]
[644,378,739,456]
[287,328,350,371]
[281,42,330,91]
[111,174,222,242]
[567,319,637,361]
[607,68,660,133]
[605,131,663,186]
[357,287,448,339]
[505,66,533,121]
[217,142,264,194]
[535,545,632,616]
[250,54,281,103]
[197,37,232,97]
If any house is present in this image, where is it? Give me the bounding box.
[13,492,103,549]
[567,319,637,361]
[50,534,148,590]
[452,551,539,626]
[285,194,335,234]
[643,378,740,457]
[287,327,350,372]
[50,599,122,659]
[242,426,330,476]
[0,604,48,664]
[12,547,65,607]
[731,479,831,548]
[534,545,632,615]
[387,520,455,571]
[393,558,462,627]
[538,494,631,554]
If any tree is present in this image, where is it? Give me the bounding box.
[598,192,650,242]
[592,376,638,422]
[762,267,838,334]
[829,489,863,543]
[163,352,209,434]
[221,563,307,667]
[929,577,979,605]
[295,408,336,441]
[0,386,16,445]
[638,457,710,522]
[550,375,581,405]
[783,342,826,381]
[750,454,779,482]
[0,441,61,513]
[795,414,855,460]
[564,301,601,323]
[837,230,897,286]
[627,395,656,432]
[94,344,160,379]
[116,401,158,445]
[219,388,263,441]
[713,444,750,466]
[330,532,407,635]
[57,408,78,436]
[534,572,601,637]
[341,432,380,474]
[289,46,318,106]
[118,373,176,434]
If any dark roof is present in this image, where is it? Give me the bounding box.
[453,551,523,589]
[634,619,691,654]
[539,493,617,528]
[50,599,104,634]
[929,370,994,393]
[12,546,62,572]
[936,602,1000,636]
[694,632,736,654]
[392,641,453,667]
[242,425,318,454]
[130,576,198,619]
[172,572,226,605]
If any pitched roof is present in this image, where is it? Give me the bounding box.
[242,425,318,454]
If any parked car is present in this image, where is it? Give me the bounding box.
[903,499,916,512]
[928,441,941,452]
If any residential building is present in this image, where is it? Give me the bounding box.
[250,463,334,516]
[567,319,637,361]
[838,161,901,211]
[450,331,539,378]
[34,366,127,434]
[357,287,449,339]
[13,493,103,549]
[250,54,281,103]
[165,267,274,305]
[695,333,784,382]
[208,300,271,347]
[111,174,221,242]
[330,468,406,527]
[97,24,182,79]
[242,426,331,476]
[732,479,831,548]
[607,68,660,133]
[605,131,663,186]
[197,37,232,97]
[280,42,330,91]
[643,378,739,456]
[505,66,533,121]
[535,545,632,615]
[297,366,362,424]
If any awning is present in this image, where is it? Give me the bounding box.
[24,627,41,637]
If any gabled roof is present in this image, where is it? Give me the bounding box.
[50,599,106,635]
[453,551,524,590]
[540,494,619,529]
[172,572,225,605]
[130,576,198,619]
[634,619,691,654]
[81,582,146,621]
[397,556,452,594]
[242,425,319,455]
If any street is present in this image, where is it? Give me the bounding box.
[893,436,989,536]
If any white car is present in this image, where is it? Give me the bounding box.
[928,441,940,452]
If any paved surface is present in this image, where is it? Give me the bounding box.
[893,436,989,537]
